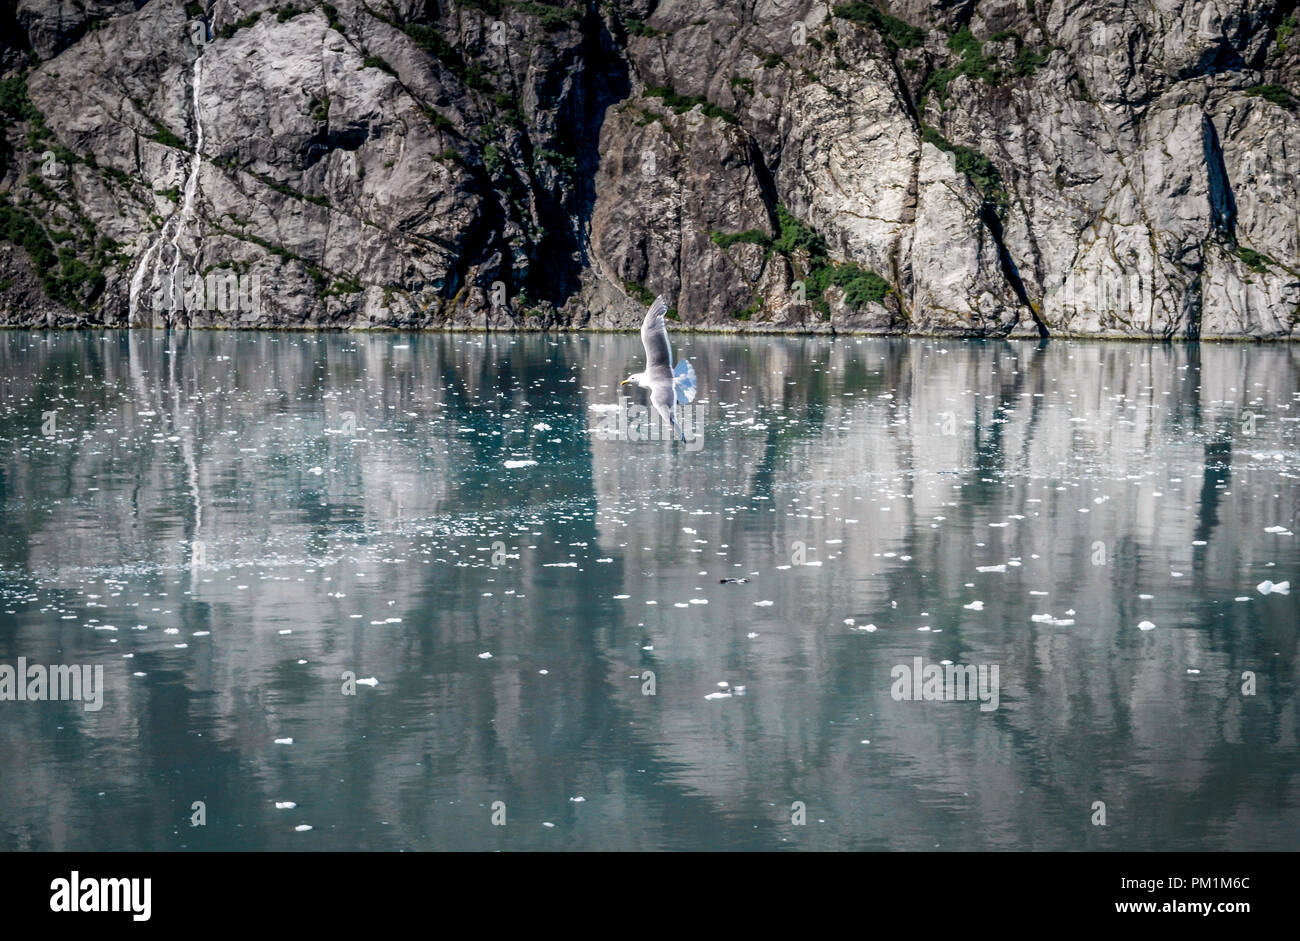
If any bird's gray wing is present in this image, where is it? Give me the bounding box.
[640,295,672,377]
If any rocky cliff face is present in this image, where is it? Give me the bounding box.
[1,0,1298,337]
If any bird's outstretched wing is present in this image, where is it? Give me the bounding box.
[640,295,672,378]
[673,358,696,404]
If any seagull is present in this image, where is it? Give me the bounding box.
[621,294,697,441]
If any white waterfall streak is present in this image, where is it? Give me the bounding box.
[127,33,208,326]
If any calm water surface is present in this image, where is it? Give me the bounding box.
[0,330,1297,850]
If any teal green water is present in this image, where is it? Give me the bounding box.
[0,331,1297,850]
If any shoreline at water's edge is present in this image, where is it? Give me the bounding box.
[0,323,1297,342]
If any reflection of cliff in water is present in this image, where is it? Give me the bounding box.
[0,332,1296,849]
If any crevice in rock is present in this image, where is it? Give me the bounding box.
[530,7,630,308]
[1202,113,1237,242]
[980,204,1048,337]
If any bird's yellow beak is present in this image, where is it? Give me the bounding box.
[619,379,629,385]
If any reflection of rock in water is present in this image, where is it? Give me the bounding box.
[0,333,1297,849]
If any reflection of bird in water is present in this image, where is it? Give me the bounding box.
[621,294,697,442]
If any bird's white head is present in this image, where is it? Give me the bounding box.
[620,372,648,389]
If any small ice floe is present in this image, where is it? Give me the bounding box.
[976,564,1007,573]
[747,632,759,639]
[1187,668,1201,675]
[850,623,878,633]
[539,669,549,675]
[754,600,774,607]
[275,737,294,745]
[308,466,324,476]
[533,423,553,431]
[503,459,537,469]
[1235,596,1250,602]
[1257,580,1290,595]
[294,824,312,832]
[613,594,630,599]
[1031,613,1075,626]
[963,601,984,611]
[588,403,620,412]
[1264,526,1292,535]
[542,822,556,828]
[279,629,292,635]
[719,577,749,584]
[543,562,577,568]
[569,796,585,803]
[1137,621,1156,631]
[356,677,378,687]
[1138,593,1154,600]
[275,801,297,810]
[478,651,493,659]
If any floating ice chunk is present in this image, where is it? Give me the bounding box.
[754,600,773,607]
[1257,580,1290,595]
[570,796,585,802]
[478,651,493,659]
[308,466,323,476]
[294,824,312,832]
[533,423,553,431]
[275,801,297,810]
[1138,621,1156,631]
[275,737,294,745]
[357,677,378,686]
[1264,526,1291,534]
[503,459,537,469]
[747,632,759,639]
[976,565,1007,573]
[963,601,984,611]
[704,691,732,700]
[1187,668,1201,675]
